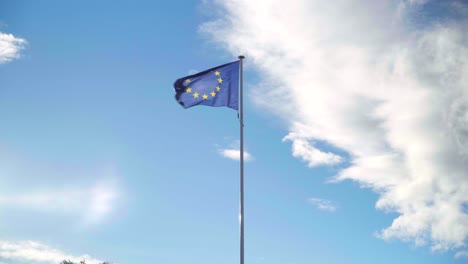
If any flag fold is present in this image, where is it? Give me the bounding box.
[174,61,239,110]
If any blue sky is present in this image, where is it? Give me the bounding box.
[0,0,467,264]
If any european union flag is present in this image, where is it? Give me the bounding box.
[174,61,239,110]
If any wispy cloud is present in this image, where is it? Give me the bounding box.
[455,250,468,260]
[188,69,199,75]
[307,198,338,212]
[0,180,120,225]
[0,32,27,64]
[203,0,468,254]
[217,140,253,161]
[0,240,104,264]
[283,134,343,167]
[0,149,123,227]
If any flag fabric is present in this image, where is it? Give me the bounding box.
[174,61,239,110]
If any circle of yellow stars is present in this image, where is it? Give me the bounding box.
[184,70,223,100]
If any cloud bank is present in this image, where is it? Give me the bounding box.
[202,0,468,254]
[0,240,103,264]
[0,32,27,64]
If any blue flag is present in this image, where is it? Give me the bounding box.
[174,61,239,110]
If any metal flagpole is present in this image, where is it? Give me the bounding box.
[238,55,245,264]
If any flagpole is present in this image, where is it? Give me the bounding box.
[238,55,245,264]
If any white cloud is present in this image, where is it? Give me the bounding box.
[203,0,468,254]
[217,140,253,161]
[307,198,338,212]
[0,32,27,64]
[455,251,468,259]
[283,133,343,167]
[0,240,104,264]
[0,149,122,226]
[220,149,253,161]
[0,180,119,225]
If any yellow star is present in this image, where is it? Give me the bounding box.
[193,92,199,98]
[214,71,220,76]
[202,94,208,100]
[185,79,191,84]
[216,86,221,92]
[218,78,223,83]
[186,87,192,93]
[211,91,216,97]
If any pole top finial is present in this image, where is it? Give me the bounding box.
[238,55,245,59]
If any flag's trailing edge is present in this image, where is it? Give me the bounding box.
[174,61,240,110]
